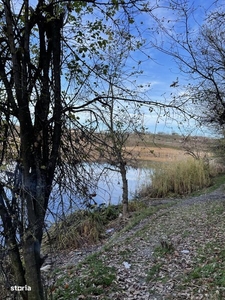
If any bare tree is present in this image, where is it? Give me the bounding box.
[0,1,153,299]
[88,38,145,217]
[93,86,144,217]
[148,0,225,134]
[0,1,196,299]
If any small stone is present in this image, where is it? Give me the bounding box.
[181,250,190,254]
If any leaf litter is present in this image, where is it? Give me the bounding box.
[46,185,225,299]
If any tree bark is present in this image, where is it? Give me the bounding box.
[120,162,129,218]
[23,234,45,300]
[0,187,27,299]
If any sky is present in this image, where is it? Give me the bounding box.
[11,0,223,137]
[130,0,222,137]
[67,0,222,137]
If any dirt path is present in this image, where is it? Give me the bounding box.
[45,185,225,299]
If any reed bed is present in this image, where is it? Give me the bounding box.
[139,158,213,198]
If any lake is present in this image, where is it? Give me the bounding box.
[94,165,151,204]
[46,164,151,224]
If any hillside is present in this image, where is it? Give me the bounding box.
[42,181,225,299]
[125,133,217,163]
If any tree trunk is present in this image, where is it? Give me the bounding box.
[23,234,45,300]
[7,235,28,300]
[20,174,48,300]
[120,163,129,218]
[0,187,27,299]
[1,2,62,300]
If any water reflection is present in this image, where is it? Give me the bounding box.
[96,166,151,204]
[46,165,151,224]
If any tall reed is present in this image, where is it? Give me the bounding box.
[142,158,212,198]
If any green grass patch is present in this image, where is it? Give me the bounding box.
[190,172,225,197]
[119,248,132,259]
[187,242,225,288]
[206,172,225,191]
[50,254,116,299]
[146,263,163,282]
[153,240,174,258]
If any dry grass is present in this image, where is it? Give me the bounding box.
[125,145,187,162]
[125,132,215,162]
[138,158,213,198]
[92,132,215,164]
[42,201,145,252]
[44,208,116,250]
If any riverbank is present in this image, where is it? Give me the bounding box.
[42,177,225,299]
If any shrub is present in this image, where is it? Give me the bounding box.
[45,204,121,250]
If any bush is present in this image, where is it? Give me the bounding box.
[45,205,121,251]
[139,158,212,198]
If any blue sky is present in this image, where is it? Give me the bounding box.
[14,0,222,137]
[68,0,221,137]
[131,0,221,137]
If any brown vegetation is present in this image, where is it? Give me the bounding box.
[124,133,215,163]
[126,145,186,162]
